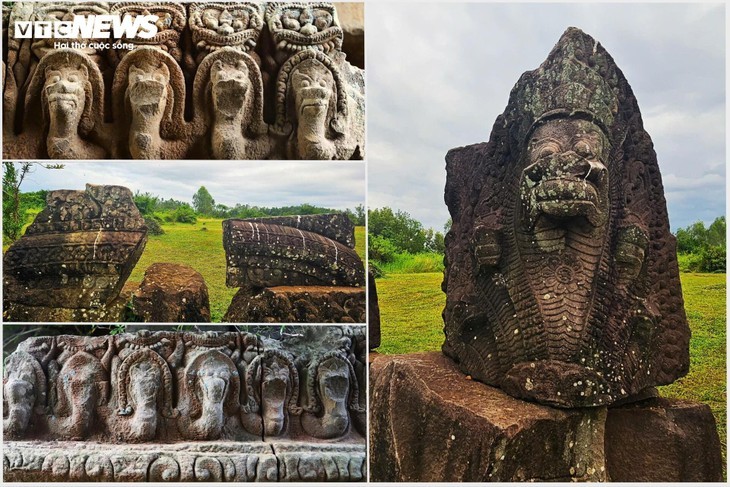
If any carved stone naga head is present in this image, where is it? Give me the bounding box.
[442,27,690,408]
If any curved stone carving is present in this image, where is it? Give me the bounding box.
[3,351,47,438]
[23,49,105,159]
[195,456,224,482]
[117,348,177,441]
[224,220,365,288]
[241,349,300,436]
[30,3,110,63]
[273,50,348,160]
[113,46,187,159]
[301,351,360,439]
[442,27,690,408]
[149,456,181,482]
[192,47,268,159]
[85,453,114,482]
[189,2,265,64]
[109,2,187,62]
[182,349,240,440]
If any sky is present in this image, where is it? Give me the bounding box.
[18,161,365,211]
[366,2,726,232]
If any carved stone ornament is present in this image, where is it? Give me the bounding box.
[442,27,691,408]
[3,1,364,160]
[3,327,366,482]
[3,184,147,322]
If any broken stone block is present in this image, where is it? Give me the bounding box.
[3,184,147,322]
[605,397,723,482]
[131,263,211,322]
[370,352,608,482]
[442,27,690,407]
[223,217,365,289]
[224,286,365,323]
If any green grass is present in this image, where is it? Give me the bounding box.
[377,252,444,275]
[376,271,727,475]
[127,219,366,322]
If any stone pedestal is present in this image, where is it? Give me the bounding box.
[224,286,365,323]
[369,352,722,482]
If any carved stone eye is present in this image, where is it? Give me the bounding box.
[535,143,559,159]
[49,74,62,84]
[67,75,79,83]
[300,79,310,88]
[574,140,595,158]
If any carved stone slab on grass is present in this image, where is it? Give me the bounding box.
[442,27,690,407]
[369,352,722,482]
[3,184,147,322]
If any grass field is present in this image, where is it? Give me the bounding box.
[376,271,727,475]
[127,218,365,322]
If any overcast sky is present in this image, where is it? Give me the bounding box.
[367,2,725,232]
[19,161,365,211]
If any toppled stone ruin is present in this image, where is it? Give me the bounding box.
[3,184,147,322]
[2,2,364,160]
[3,326,366,482]
[223,213,365,323]
[441,27,690,408]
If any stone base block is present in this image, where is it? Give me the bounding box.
[131,263,211,322]
[224,286,365,323]
[3,296,130,322]
[369,352,722,482]
[4,441,366,482]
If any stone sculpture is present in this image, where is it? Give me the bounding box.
[3,327,366,482]
[223,213,366,323]
[3,1,364,160]
[131,263,212,322]
[3,184,147,322]
[441,27,690,408]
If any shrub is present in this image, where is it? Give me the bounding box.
[698,246,726,273]
[172,205,197,224]
[368,234,397,263]
[144,216,164,236]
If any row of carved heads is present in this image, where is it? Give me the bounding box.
[3,2,363,159]
[3,330,366,442]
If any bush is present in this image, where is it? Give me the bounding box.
[144,216,164,236]
[172,205,197,224]
[698,246,726,273]
[369,234,398,263]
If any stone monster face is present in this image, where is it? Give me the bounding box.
[521,119,610,233]
[44,65,88,129]
[127,362,161,441]
[261,361,290,436]
[290,59,336,159]
[211,59,249,118]
[127,63,170,114]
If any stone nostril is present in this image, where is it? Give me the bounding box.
[583,160,607,185]
[524,162,544,184]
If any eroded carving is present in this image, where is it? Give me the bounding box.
[442,27,690,408]
[265,2,343,63]
[3,184,147,322]
[3,351,47,438]
[189,2,264,63]
[109,2,187,61]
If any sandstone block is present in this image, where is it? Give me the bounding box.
[131,263,211,322]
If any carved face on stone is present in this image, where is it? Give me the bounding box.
[127,63,169,113]
[31,4,108,59]
[3,377,35,438]
[203,7,248,35]
[211,59,249,118]
[291,59,334,121]
[196,365,230,406]
[127,361,161,440]
[43,65,89,129]
[318,357,349,404]
[521,118,610,231]
[281,6,334,36]
[261,360,290,436]
[268,3,342,54]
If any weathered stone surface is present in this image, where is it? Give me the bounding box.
[223,218,365,288]
[3,2,364,160]
[605,397,723,482]
[370,352,608,482]
[3,184,147,322]
[3,328,365,444]
[242,213,356,249]
[273,442,367,481]
[368,269,381,349]
[131,263,211,323]
[224,286,365,323]
[370,352,722,482]
[442,27,690,407]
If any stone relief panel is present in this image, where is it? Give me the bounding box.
[222,213,366,323]
[2,1,364,159]
[3,326,366,482]
[3,184,147,322]
[441,28,690,408]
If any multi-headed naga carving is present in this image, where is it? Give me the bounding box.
[442,28,690,408]
[241,349,300,437]
[3,328,366,482]
[3,1,364,160]
[3,184,147,322]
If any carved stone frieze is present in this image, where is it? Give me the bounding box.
[3,1,364,159]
